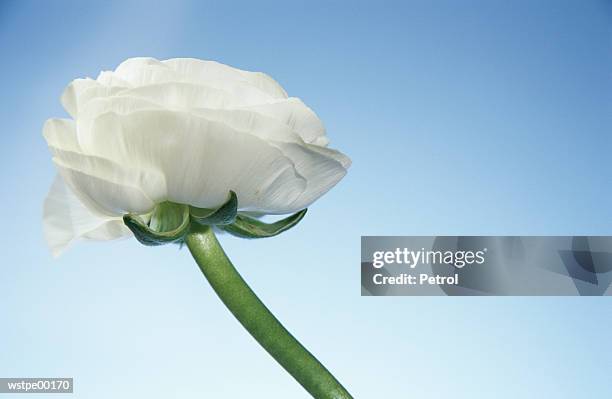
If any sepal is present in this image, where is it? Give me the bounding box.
[221,209,307,239]
[124,193,306,245]
[123,202,190,246]
[190,191,238,225]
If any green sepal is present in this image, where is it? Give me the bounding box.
[220,209,307,239]
[123,202,190,246]
[190,191,238,226]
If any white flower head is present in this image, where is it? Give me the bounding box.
[43,57,350,256]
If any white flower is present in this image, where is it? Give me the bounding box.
[43,57,350,256]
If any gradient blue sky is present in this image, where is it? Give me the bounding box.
[1,0,611,398]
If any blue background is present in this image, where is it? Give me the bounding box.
[1,0,611,397]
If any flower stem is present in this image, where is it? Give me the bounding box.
[185,224,353,399]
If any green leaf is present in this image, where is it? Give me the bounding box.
[190,191,238,225]
[221,209,307,239]
[123,202,190,246]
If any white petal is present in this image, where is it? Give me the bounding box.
[60,78,99,118]
[96,70,132,87]
[113,57,167,77]
[86,109,307,213]
[54,161,157,216]
[79,88,323,147]
[43,118,81,152]
[115,82,240,109]
[82,220,132,240]
[272,142,349,211]
[304,144,352,169]
[76,95,162,147]
[43,116,166,216]
[163,58,288,99]
[110,57,281,105]
[190,107,303,143]
[83,85,324,146]
[111,85,329,146]
[43,175,131,257]
[116,79,275,108]
[112,58,182,87]
[76,84,129,111]
[60,78,130,119]
[238,98,328,145]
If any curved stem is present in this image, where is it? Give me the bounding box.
[185,224,353,399]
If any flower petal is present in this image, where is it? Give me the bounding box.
[43,116,166,216]
[189,107,303,143]
[43,118,81,152]
[76,95,162,148]
[54,160,158,216]
[60,78,130,118]
[163,58,288,99]
[115,82,242,109]
[86,109,307,213]
[110,57,281,105]
[115,79,275,108]
[43,175,131,257]
[96,70,132,88]
[102,87,329,147]
[271,142,349,211]
[304,144,352,169]
[238,98,328,145]
[60,78,99,118]
[79,91,324,148]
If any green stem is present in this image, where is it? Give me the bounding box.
[185,224,353,399]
